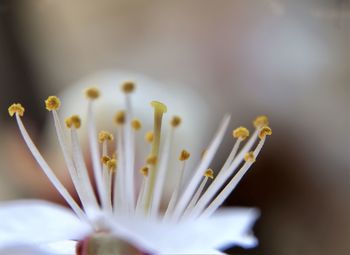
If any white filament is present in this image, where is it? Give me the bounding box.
[200,137,266,218]
[87,101,108,210]
[15,114,85,220]
[171,115,231,221]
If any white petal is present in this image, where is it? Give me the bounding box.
[193,207,259,250]
[110,207,258,254]
[0,200,91,248]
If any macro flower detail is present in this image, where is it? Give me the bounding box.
[3,82,272,254]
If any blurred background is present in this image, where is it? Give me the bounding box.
[0,0,349,254]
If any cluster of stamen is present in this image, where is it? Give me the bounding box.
[8,82,271,228]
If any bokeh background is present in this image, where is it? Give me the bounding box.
[0,0,349,254]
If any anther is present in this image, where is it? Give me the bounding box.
[233,127,250,140]
[253,115,269,128]
[115,111,125,125]
[259,126,272,139]
[98,131,114,143]
[144,131,154,143]
[244,151,256,163]
[85,87,100,100]
[179,150,190,161]
[45,96,61,111]
[65,115,81,129]
[204,168,214,179]
[146,154,157,165]
[101,155,111,165]
[121,81,135,94]
[8,103,25,117]
[107,158,117,172]
[131,119,142,131]
[140,166,149,177]
[171,116,182,127]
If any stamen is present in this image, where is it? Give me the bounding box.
[188,121,271,219]
[259,126,272,139]
[115,111,126,125]
[181,170,213,219]
[140,166,149,177]
[163,150,190,219]
[101,155,111,165]
[170,116,182,127]
[65,115,81,129]
[107,158,117,173]
[12,111,85,220]
[200,137,266,218]
[232,127,249,140]
[86,91,109,211]
[113,126,125,214]
[145,131,154,143]
[253,115,269,128]
[135,166,149,216]
[146,154,158,165]
[45,96,61,111]
[171,115,231,221]
[98,131,114,143]
[85,87,100,100]
[144,101,167,212]
[204,168,214,179]
[8,103,25,117]
[179,149,190,161]
[48,99,96,214]
[121,81,135,94]
[244,151,256,163]
[131,119,142,131]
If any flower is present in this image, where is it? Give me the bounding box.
[3,82,271,254]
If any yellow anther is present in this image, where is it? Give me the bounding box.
[85,87,100,100]
[121,81,135,94]
[204,168,214,179]
[98,131,114,143]
[253,115,269,128]
[233,126,250,140]
[144,131,154,143]
[150,101,167,114]
[244,151,256,163]
[171,115,182,127]
[8,103,25,117]
[259,126,272,139]
[101,155,111,165]
[65,115,81,129]
[146,154,157,165]
[107,158,117,173]
[115,111,125,125]
[131,119,142,131]
[179,150,191,161]
[45,96,61,111]
[140,166,149,177]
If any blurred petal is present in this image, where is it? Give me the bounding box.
[0,200,91,248]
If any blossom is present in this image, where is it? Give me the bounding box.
[3,82,271,254]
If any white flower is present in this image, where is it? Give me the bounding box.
[4,82,272,254]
